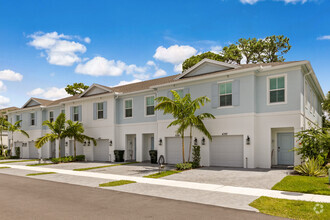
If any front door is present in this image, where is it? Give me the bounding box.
[277,132,294,165]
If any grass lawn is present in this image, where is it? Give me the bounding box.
[26,163,54,166]
[0,159,37,164]
[143,170,182,178]
[272,176,330,195]
[26,172,56,176]
[99,180,136,187]
[73,162,139,171]
[0,166,10,169]
[250,196,330,220]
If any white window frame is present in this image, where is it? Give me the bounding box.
[218,80,233,108]
[145,95,155,117]
[97,102,104,120]
[49,111,54,122]
[173,88,184,98]
[30,112,35,126]
[267,74,287,105]
[73,106,79,122]
[124,98,133,119]
[16,115,21,126]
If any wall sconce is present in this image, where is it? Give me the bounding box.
[88,140,91,146]
[109,140,113,146]
[201,137,205,145]
[83,141,86,146]
[159,138,162,146]
[194,137,198,145]
[65,141,68,147]
[246,136,250,145]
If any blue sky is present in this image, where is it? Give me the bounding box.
[0,0,329,107]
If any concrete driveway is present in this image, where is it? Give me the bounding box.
[163,167,290,189]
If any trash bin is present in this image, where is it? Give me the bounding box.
[114,150,125,162]
[149,150,157,164]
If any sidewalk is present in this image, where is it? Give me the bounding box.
[1,164,329,204]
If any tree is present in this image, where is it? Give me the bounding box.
[0,117,8,157]
[322,91,330,112]
[182,52,224,72]
[35,113,66,158]
[322,91,330,128]
[65,120,96,159]
[6,120,29,156]
[65,83,89,95]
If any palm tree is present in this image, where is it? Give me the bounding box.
[65,120,96,159]
[0,117,8,157]
[35,113,66,158]
[7,120,29,156]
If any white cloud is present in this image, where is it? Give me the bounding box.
[27,87,69,100]
[28,32,87,66]
[147,60,156,67]
[210,45,222,54]
[153,45,197,64]
[75,56,126,76]
[174,64,183,73]
[0,81,6,92]
[240,0,261,4]
[240,0,311,4]
[113,79,142,87]
[317,35,330,40]
[0,69,23,81]
[84,37,91,43]
[0,95,10,108]
[126,64,147,75]
[154,69,167,77]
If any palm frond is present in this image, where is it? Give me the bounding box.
[35,133,55,149]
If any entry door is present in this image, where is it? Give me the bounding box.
[277,132,294,165]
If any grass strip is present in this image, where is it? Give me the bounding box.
[73,162,139,171]
[0,166,10,169]
[143,170,182,178]
[27,163,54,166]
[0,159,37,164]
[99,180,136,187]
[250,196,330,220]
[26,172,56,176]
[272,176,330,196]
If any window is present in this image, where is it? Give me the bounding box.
[124,99,133,118]
[97,102,104,119]
[269,76,285,103]
[61,109,65,114]
[30,113,35,126]
[73,106,79,121]
[16,115,21,126]
[146,96,155,116]
[219,82,232,107]
[175,89,184,98]
[49,111,54,122]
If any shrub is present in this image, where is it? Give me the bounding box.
[192,145,201,168]
[50,155,85,164]
[176,162,192,170]
[294,158,327,177]
[75,155,85,161]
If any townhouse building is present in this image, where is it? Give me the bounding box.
[7,59,324,168]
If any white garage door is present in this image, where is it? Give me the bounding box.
[93,139,109,162]
[210,135,243,167]
[28,141,39,159]
[166,137,192,164]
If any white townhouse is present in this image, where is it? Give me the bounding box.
[7,59,325,169]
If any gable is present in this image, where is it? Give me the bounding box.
[81,86,110,97]
[183,62,233,78]
[24,99,40,108]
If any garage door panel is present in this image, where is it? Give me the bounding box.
[93,139,109,162]
[166,137,192,164]
[210,135,243,167]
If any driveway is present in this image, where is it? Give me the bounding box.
[163,167,290,189]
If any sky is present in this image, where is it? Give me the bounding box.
[0,0,329,108]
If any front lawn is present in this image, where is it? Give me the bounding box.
[26,172,56,176]
[0,166,10,169]
[272,176,330,195]
[143,170,182,178]
[99,180,136,187]
[27,163,54,166]
[0,159,37,164]
[250,196,330,220]
[73,162,139,171]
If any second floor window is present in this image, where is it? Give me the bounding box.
[73,106,79,121]
[16,115,21,126]
[30,113,35,126]
[269,76,285,103]
[146,96,155,116]
[49,111,54,122]
[175,89,184,98]
[125,99,133,118]
[219,82,232,107]
[97,102,104,119]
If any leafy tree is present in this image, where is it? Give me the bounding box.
[182,52,224,72]
[322,91,330,128]
[221,44,243,64]
[323,91,330,112]
[6,120,29,156]
[35,113,66,158]
[0,117,8,157]
[65,120,96,159]
[65,83,89,95]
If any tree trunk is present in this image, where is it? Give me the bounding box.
[181,132,185,163]
[74,139,77,160]
[188,126,192,162]
[11,131,14,157]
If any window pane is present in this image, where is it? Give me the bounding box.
[98,110,103,119]
[219,84,226,95]
[278,77,284,89]
[125,100,132,108]
[270,91,277,103]
[270,78,277,90]
[146,97,154,106]
[74,107,78,114]
[226,83,232,94]
[74,114,79,121]
[220,96,225,106]
[98,102,103,110]
[277,89,285,102]
[125,109,132,117]
[147,106,154,115]
[226,94,232,106]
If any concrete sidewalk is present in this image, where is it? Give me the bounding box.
[1,164,329,204]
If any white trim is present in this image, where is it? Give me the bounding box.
[96,102,105,120]
[73,106,79,122]
[21,98,42,108]
[144,95,155,117]
[49,111,54,122]
[267,74,287,106]
[30,112,36,127]
[79,83,113,98]
[123,98,133,119]
[218,80,233,108]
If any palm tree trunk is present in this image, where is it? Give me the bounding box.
[188,126,192,162]
[181,132,185,163]
[74,139,77,160]
[11,131,14,157]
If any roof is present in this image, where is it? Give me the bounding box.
[0,107,19,117]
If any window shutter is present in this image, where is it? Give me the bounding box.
[70,106,74,121]
[93,103,97,120]
[232,80,240,106]
[211,83,219,108]
[78,105,82,122]
[103,101,107,119]
[183,88,190,96]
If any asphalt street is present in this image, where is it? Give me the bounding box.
[0,173,283,220]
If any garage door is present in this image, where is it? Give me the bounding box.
[210,135,243,167]
[166,137,191,164]
[28,141,39,159]
[93,139,109,162]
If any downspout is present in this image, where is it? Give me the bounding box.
[303,71,312,130]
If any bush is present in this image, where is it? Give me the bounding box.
[51,155,85,164]
[75,155,85,161]
[192,145,201,168]
[294,158,327,177]
[176,162,192,170]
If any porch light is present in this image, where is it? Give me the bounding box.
[201,137,205,145]
[159,138,163,146]
[194,137,198,145]
[88,140,91,146]
[109,140,113,146]
[83,141,86,146]
[246,136,250,145]
[65,141,68,147]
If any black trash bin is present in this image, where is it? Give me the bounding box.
[114,150,125,162]
[149,150,158,164]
